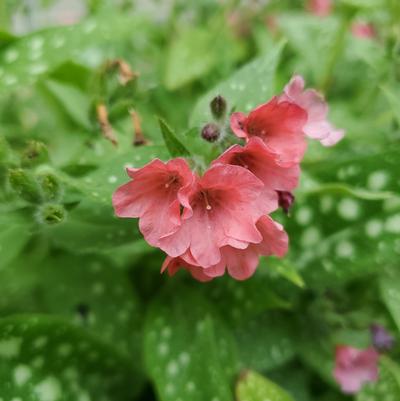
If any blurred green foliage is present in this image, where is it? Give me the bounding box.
[0,0,400,400]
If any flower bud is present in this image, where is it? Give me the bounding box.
[8,168,42,203]
[36,203,67,225]
[370,324,395,352]
[210,95,227,120]
[22,140,49,166]
[201,123,220,143]
[277,191,295,215]
[37,172,63,202]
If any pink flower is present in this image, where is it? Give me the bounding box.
[333,346,379,394]
[214,137,300,191]
[351,22,376,39]
[307,0,332,17]
[162,216,288,281]
[161,254,214,282]
[230,98,308,163]
[158,164,277,267]
[112,158,194,247]
[279,75,344,146]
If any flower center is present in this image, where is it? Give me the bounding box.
[234,154,249,169]
[165,175,178,188]
[201,190,212,211]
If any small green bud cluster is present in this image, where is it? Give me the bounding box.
[8,166,66,226]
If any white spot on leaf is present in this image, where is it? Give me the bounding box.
[296,207,313,225]
[368,170,389,190]
[365,219,383,238]
[337,198,360,220]
[34,377,62,401]
[14,365,32,386]
[0,337,22,358]
[336,240,355,259]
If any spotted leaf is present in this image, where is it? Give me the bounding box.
[144,287,238,401]
[0,315,137,401]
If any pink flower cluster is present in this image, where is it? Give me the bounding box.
[333,325,394,394]
[334,346,379,394]
[113,75,343,281]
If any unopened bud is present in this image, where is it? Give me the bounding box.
[370,324,395,352]
[201,123,220,143]
[22,140,48,166]
[8,168,42,203]
[37,172,62,201]
[210,95,227,120]
[36,203,67,225]
[277,191,295,215]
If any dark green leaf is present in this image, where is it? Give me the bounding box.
[158,118,190,158]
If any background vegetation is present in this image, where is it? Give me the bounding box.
[0,0,400,400]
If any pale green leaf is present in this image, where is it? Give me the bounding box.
[236,370,295,401]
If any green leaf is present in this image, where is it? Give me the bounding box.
[282,147,400,288]
[163,17,244,91]
[0,253,143,363]
[297,332,336,385]
[144,287,237,401]
[158,118,191,158]
[278,14,339,84]
[380,267,400,334]
[43,79,91,130]
[0,314,137,401]
[236,370,295,401]
[0,13,147,92]
[0,211,32,268]
[339,0,384,8]
[62,144,168,205]
[164,27,218,90]
[268,259,305,288]
[190,41,284,128]
[0,29,17,48]
[235,312,297,372]
[357,356,400,401]
[204,274,291,327]
[44,201,142,254]
[382,85,400,127]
